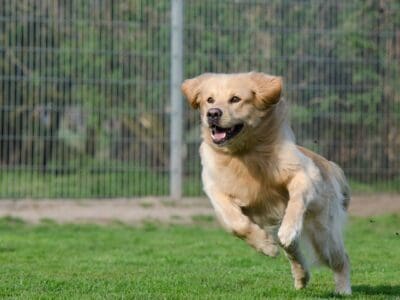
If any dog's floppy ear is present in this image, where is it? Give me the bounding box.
[250,72,282,109]
[181,73,212,109]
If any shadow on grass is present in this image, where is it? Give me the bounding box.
[309,285,400,298]
[0,245,16,252]
[353,284,400,296]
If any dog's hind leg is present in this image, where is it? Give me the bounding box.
[309,226,351,295]
[283,241,310,289]
[333,251,351,295]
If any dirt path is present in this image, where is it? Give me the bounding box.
[0,194,399,224]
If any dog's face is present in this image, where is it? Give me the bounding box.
[181,72,282,149]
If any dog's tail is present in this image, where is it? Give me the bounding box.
[330,161,351,210]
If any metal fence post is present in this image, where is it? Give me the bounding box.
[170,0,184,199]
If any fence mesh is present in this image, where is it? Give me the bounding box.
[1,0,399,198]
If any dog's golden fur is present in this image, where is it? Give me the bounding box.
[182,72,352,294]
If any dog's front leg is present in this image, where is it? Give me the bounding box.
[208,190,278,257]
[278,172,315,248]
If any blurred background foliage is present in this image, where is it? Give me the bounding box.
[0,0,399,197]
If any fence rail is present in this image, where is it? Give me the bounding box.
[0,0,399,198]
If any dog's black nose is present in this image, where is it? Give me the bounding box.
[207,108,222,123]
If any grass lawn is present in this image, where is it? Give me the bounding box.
[0,215,399,299]
[0,170,206,198]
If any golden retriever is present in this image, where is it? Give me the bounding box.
[181,72,351,295]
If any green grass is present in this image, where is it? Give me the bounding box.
[349,179,400,194]
[0,170,169,198]
[0,215,399,299]
[0,170,205,198]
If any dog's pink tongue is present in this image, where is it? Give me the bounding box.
[212,131,226,142]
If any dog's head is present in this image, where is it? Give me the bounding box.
[181,72,282,151]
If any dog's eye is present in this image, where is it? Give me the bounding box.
[207,97,215,104]
[229,96,241,103]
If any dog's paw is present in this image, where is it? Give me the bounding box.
[335,286,352,296]
[294,272,310,290]
[278,223,300,248]
[259,241,279,257]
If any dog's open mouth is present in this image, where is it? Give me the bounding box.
[210,123,244,145]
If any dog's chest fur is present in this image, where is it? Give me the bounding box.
[200,143,289,225]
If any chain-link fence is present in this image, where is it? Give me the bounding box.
[1,0,399,198]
